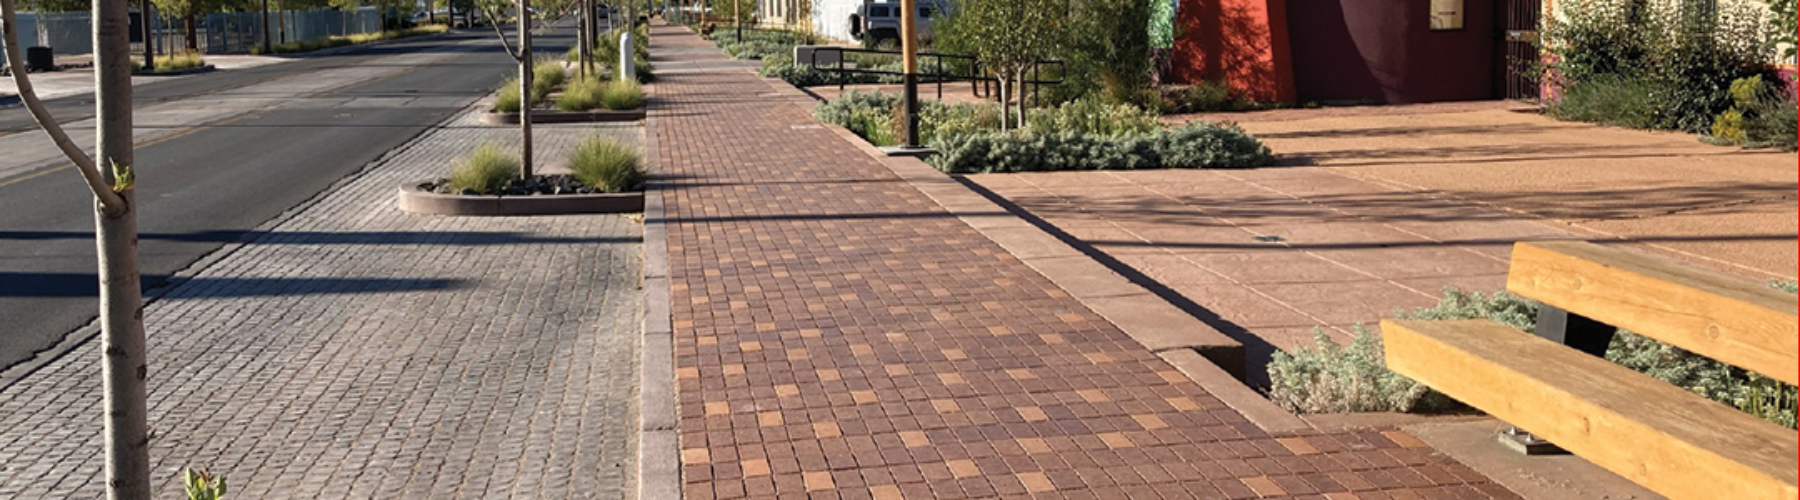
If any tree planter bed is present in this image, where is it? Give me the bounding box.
[397,181,644,216]
[480,108,647,125]
[134,65,216,76]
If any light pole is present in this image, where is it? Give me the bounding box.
[881,0,931,155]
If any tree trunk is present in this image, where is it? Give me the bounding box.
[578,0,591,79]
[1014,71,1026,128]
[996,76,1010,131]
[518,0,533,179]
[182,12,195,51]
[96,0,151,496]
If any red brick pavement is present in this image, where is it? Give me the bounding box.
[648,23,1522,500]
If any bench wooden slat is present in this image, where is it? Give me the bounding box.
[1505,240,1799,385]
[1382,318,1799,500]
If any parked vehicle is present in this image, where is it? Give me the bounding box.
[848,0,946,46]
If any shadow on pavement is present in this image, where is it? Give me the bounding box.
[0,272,470,298]
[0,230,640,245]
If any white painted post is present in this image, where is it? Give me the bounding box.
[619,30,635,82]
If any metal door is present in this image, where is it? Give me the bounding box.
[1500,0,1541,99]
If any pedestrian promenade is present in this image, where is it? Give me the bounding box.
[648,24,1521,500]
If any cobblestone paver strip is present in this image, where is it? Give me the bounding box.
[648,24,1521,500]
[0,110,643,498]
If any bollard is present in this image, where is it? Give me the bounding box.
[619,31,636,82]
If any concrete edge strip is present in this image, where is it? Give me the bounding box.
[1157,349,1313,435]
[744,74,1321,434]
[636,98,681,500]
[0,104,485,392]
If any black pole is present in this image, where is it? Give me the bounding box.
[140,0,155,70]
[260,0,271,54]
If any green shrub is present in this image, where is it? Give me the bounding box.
[600,79,647,110]
[1268,326,1450,413]
[447,144,519,194]
[913,101,1003,145]
[1775,279,1799,294]
[724,40,789,59]
[814,90,902,128]
[1025,97,1160,137]
[1544,0,1777,133]
[1158,80,1247,114]
[1709,76,1798,150]
[1547,74,1660,129]
[570,136,645,192]
[1390,287,1798,428]
[557,77,607,112]
[759,54,834,86]
[928,122,1272,173]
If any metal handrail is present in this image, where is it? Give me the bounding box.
[807,46,1063,105]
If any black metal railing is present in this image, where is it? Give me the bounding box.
[807,46,1063,106]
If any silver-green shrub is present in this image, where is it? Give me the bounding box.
[1267,326,1445,413]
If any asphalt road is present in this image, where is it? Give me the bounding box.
[0,26,576,373]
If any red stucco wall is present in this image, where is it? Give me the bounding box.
[1168,0,1297,102]
[1285,0,1498,104]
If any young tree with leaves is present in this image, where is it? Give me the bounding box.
[3,0,149,496]
[935,0,1062,129]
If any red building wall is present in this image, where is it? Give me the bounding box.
[1171,0,1502,104]
[1285,0,1498,104]
[1168,0,1297,102]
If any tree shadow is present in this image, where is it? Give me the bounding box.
[0,230,640,246]
[0,272,470,298]
[954,176,1284,386]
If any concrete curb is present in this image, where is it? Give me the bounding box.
[635,94,680,500]
[396,182,644,215]
[479,108,647,125]
[751,74,1332,434]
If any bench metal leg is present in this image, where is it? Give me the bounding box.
[1502,305,1617,455]
[1534,305,1615,358]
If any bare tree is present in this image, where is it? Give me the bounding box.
[479,0,535,177]
[3,0,149,496]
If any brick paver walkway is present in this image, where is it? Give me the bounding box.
[0,109,643,498]
[650,24,1520,500]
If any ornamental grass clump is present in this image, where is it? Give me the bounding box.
[495,76,553,113]
[600,79,647,110]
[447,144,519,194]
[557,77,607,112]
[155,51,206,71]
[533,58,567,97]
[571,136,645,192]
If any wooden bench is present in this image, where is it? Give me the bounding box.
[1381,240,1798,500]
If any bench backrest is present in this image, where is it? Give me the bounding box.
[1505,240,1799,384]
